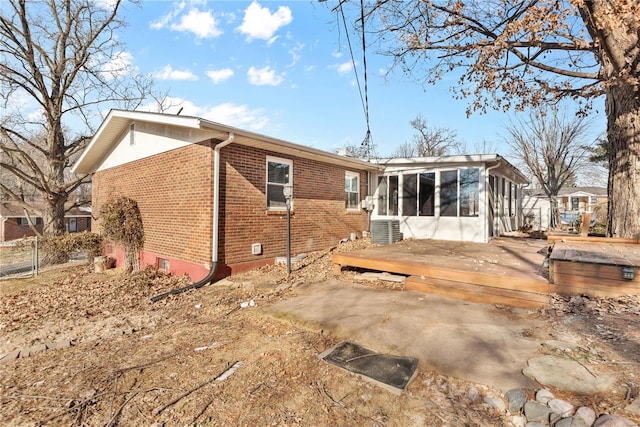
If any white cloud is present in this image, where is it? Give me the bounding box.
[155,64,198,81]
[287,42,305,67]
[151,4,222,39]
[336,61,355,75]
[140,97,269,131]
[247,66,284,86]
[238,1,292,41]
[150,2,187,30]
[206,68,234,84]
[101,51,135,79]
[173,8,221,38]
[202,102,269,130]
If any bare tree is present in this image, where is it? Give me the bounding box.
[0,0,153,238]
[392,115,462,157]
[348,0,640,237]
[503,108,592,227]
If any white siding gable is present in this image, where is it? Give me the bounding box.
[97,121,214,172]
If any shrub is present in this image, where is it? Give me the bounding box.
[100,196,144,273]
[40,232,104,265]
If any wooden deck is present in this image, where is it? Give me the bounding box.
[332,237,551,309]
[332,236,640,308]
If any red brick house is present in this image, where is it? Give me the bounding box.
[0,202,91,242]
[72,110,382,281]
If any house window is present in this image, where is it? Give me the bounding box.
[158,258,170,272]
[402,174,418,216]
[460,168,479,217]
[69,218,77,233]
[129,123,135,145]
[266,156,292,209]
[17,217,42,226]
[419,172,435,216]
[345,172,360,210]
[377,175,399,215]
[440,170,458,217]
[389,176,399,215]
[402,173,435,216]
[571,197,579,211]
[589,195,597,205]
[377,176,387,215]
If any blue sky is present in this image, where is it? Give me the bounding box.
[117,0,606,160]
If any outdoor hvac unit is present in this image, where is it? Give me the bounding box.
[370,220,402,245]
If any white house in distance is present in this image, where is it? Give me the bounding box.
[368,155,530,243]
[522,186,608,230]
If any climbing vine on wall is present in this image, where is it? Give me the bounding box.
[100,196,144,273]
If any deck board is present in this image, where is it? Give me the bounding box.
[332,237,550,307]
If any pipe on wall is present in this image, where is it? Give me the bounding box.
[151,133,235,302]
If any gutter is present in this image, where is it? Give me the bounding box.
[151,133,235,302]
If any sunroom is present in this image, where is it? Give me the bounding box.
[369,155,530,243]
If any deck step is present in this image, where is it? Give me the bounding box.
[405,276,550,309]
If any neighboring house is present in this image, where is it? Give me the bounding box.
[369,155,529,243]
[0,202,92,242]
[522,186,608,230]
[72,110,530,281]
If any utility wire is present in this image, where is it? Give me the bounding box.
[338,0,373,157]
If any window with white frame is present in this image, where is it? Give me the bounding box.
[345,172,360,210]
[459,168,479,217]
[266,156,292,209]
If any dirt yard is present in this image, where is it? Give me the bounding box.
[1,238,639,426]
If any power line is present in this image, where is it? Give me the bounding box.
[338,0,373,157]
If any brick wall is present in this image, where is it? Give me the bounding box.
[92,139,370,276]
[92,140,215,269]
[219,144,369,268]
[3,219,41,241]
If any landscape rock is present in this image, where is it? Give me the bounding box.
[536,388,555,404]
[593,414,639,427]
[506,388,528,413]
[0,348,21,362]
[510,414,526,427]
[555,418,573,427]
[572,406,597,427]
[466,386,480,402]
[625,398,640,416]
[483,394,506,413]
[548,398,575,418]
[524,400,553,423]
[523,355,616,394]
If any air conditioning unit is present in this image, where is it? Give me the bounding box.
[370,220,402,245]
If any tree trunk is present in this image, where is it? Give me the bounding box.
[44,195,67,237]
[606,82,640,238]
[549,195,559,229]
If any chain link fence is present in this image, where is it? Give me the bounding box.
[0,238,39,280]
[0,237,89,280]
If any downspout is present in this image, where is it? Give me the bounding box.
[151,133,235,302]
[485,162,501,242]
